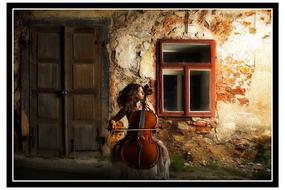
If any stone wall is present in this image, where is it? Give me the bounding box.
[14,11,31,152]
[14,10,272,167]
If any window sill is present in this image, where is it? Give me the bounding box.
[157,112,214,119]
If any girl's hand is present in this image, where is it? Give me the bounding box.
[146,101,155,113]
[108,120,116,131]
[137,131,145,141]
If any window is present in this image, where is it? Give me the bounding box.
[157,39,216,117]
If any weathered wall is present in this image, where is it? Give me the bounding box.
[14,10,272,168]
[107,10,272,167]
[215,10,272,142]
[14,11,31,152]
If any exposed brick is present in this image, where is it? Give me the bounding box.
[237,98,249,105]
[193,120,208,127]
[195,126,211,134]
[232,86,246,95]
[162,15,184,34]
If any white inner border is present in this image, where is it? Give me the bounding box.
[5,0,278,189]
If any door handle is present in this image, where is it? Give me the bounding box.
[60,90,69,96]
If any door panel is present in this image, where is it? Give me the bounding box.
[37,32,60,59]
[73,33,96,61]
[38,124,58,149]
[29,27,63,156]
[38,93,59,120]
[37,63,59,89]
[73,125,98,150]
[73,64,95,89]
[65,26,102,154]
[73,95,95,120]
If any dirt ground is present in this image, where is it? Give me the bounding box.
[170,164,271,180]
[13,153,271,181]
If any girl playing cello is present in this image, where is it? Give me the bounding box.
[109,83,170,179]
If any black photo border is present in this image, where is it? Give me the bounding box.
[7,2,279,188]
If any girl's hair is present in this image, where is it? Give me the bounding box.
[117,83,142,108]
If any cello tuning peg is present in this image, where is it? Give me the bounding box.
[143,84,152,95]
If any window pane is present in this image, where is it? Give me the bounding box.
[162,43,211,63]
[190,70,210,111]
[163,70,184,112]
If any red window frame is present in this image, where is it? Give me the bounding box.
[156,39,216,118]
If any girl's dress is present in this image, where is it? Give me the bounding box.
[111,105,170,179]
[111,135,170,179]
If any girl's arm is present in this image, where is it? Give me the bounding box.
[108,106,128,130]
[112,106,128,121]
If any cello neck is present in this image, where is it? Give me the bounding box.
[138,84,152,130]
[138,96,146,129]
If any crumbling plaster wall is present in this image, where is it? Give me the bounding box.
[14,10,272,165]
[108,11,272,127]
[215,10,272,142]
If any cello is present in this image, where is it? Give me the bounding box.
[120,85,159,169]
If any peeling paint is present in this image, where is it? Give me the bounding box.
[210,19,233,43]
[249,27,257,34]
[139,48,155,79]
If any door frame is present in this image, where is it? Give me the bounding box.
[21,18,110,156]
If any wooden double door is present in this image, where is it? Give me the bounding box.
[29,25,107,157]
